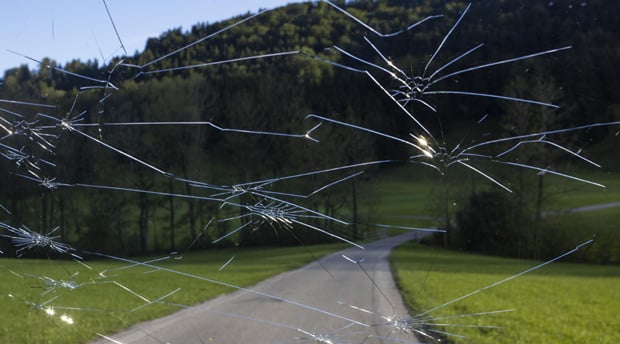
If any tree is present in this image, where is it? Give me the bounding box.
[455,189,527,256]
[500,67,566,258]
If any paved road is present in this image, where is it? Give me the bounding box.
[93,232,422,344]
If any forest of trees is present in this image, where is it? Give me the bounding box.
[1,0,618,257]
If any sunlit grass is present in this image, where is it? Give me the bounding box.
[541,170,620,211]
[391,243,620,344]
[0,243,345,343]
[360,165,442,227]
[361,165,620,216]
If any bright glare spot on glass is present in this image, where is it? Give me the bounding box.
[60,314,74,325]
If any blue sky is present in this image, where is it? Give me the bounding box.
[0,1,299,73]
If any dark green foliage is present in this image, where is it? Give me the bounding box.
[0,0,617,255]
[455,190,527,256]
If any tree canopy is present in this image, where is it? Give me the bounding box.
[0,0,617,256]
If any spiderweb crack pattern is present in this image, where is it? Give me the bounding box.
[0,1,614,343]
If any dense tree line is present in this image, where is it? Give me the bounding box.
[0,0,617,256]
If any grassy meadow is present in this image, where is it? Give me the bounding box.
[361,163,620,218]
[361,164,620,261]
[0,243,344,343]
[540,170,620,211]
[391,242,620,344]
[1,165,617,343]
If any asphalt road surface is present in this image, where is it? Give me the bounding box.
[93,232,422,344]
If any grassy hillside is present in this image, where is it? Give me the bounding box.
[391,242,620,344]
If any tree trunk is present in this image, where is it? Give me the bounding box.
[442,183,451,248]
[136,169,153,255]
[139,192,149,255]
[59,195,66,242]
[115,199,125,254]
[532,173,545,259]
[10,189,19,226]
[181,155,197,243]
[351,178,358,240]
[40,192,48,232]
[168,179,176,252]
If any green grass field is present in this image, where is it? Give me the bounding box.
[358,164,620,224]
[391,242,620,344]
[359,164,620,262]
[0,243,344,343]
[358,165,446,228]
[540,170,620,211]
[1,166,617,343]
